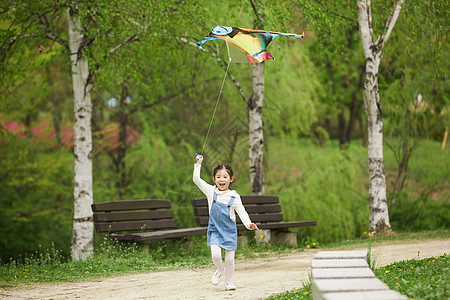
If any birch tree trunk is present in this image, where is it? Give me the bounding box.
[249,0,265,196]
[249,61,265,195]
[357,0,404,235]
[67,3,94,260]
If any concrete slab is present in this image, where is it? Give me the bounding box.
[311,258,369,268]
[322,290,408,300]
[314,250,367,260]
[313,278,389,293]
[312,267,375,279]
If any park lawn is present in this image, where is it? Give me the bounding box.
[1,231,449,298]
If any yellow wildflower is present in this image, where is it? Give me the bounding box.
[260,234,264,239]
[306,245,310,249]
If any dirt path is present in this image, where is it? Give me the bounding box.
[2,238,449,300]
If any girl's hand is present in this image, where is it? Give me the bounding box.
[249,223,259,230]
[195,153,203,164]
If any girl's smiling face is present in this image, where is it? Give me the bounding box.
[213,168,234,191]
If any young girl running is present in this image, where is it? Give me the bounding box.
[193,154,258,290]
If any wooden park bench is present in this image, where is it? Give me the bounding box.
[192,195,316,245]
[91,199,206,242]
[311,250,408,300]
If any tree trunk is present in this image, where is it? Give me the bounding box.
[249,61,265,196]
[249,0,265,196]
[116,82,129,198]
[337,109,347,148]
[67,3,94,260]
[357,0,395,235]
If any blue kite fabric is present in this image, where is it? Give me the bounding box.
[198,26,304,65]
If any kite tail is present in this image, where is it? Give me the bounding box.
[249,51,274,65]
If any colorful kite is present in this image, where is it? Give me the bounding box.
[198,26,304,65]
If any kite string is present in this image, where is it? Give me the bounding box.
[201,56,232,154]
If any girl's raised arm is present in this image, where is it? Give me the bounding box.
[193,154,212,196]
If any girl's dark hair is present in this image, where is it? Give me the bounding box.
[213,164,234,178]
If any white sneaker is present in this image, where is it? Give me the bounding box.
[225,282,236,290]
[211,269,222,285]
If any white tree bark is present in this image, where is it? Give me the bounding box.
[249,61,265,195]
[357,0,404,235]
[67,3,94,260]
[248,0,266,196]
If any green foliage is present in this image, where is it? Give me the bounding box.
[390,191,450,232]
[301,237,321,250]
[1,0,448,263]
[374,254,449,300]
[0,131,73,262]
[265,138,369,243]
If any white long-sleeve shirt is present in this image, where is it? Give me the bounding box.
[193,163,253,229]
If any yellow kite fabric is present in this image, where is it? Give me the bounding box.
[198,26,304,65]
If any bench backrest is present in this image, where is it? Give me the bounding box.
[192,195,283,226]
[91,199,176,233]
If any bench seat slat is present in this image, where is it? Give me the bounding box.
[122,227,208,241]
[195,214,285,226]
[241,196,279,204]
[196,218,316,229]
[92,199,171,212]
[237,221,317,230]
[95,219,177,233]
[93,210,173,222]
[246,204,281,213]
[238,214,284,223]
[193,205,282,217]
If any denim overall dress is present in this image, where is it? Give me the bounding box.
[207,192,238,251]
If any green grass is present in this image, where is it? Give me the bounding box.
[267,254,449,300]
[0,234,303,288]
[374,254,449,300]
[1,231,449,300]
[266,283,313,300]
[262,230,450,300]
